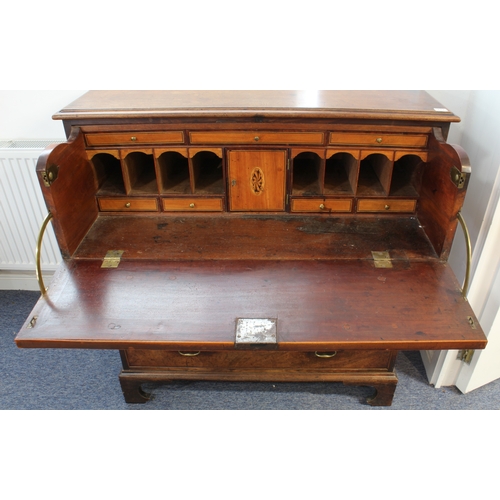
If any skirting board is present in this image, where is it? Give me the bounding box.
[0,270,54,291]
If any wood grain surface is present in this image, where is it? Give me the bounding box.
[17,258,486,350]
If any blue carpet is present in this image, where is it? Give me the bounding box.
[1,289,499,410]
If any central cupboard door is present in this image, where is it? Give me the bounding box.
[228,150,287,211]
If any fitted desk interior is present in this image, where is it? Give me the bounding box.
[15,91,487,406]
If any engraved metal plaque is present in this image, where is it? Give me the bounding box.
[235,318,277,345]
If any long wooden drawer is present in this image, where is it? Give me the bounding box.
[162,197,224,212]
[98,197,159,212]
[190,131,324,145]
[329,132,427,148]
[291,198,352,213]
[86,131,184,147]
[357,199,416,213]
[125,349,395,371]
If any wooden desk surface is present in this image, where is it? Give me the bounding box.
[16,257,486,351]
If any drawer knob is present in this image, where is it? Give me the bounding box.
[130,136,137,141]
[125,202,131,208]
[315,351,337,358]
[189,203,195,208]
[319,203,325,210]
[254,136,260,142]
[376,137,383,143]
[384,204,390,210]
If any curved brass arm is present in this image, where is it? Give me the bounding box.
[36,212,54,295]
[457,212,472,299]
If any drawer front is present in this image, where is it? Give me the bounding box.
[291,198,352,213]
[98,197,159,212]
[125,349,394,370]
[86,131,184,147]
[162,197,224,212]
[329,132,427,148]
[357,199,416,213]
[190,131,324,145]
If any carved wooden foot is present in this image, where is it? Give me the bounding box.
[366,382,397,407]
[119,375,152,404]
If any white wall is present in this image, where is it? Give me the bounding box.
[0,91,87,139]
[420,91,500,388]
[425,91,500,287]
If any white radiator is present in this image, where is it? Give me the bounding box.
[0,140,62,289]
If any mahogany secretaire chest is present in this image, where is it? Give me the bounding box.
[15,90,487,406]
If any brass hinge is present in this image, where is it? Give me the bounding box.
[42,164,59,187]
[451,166,466,189]
[372,251,393,268]
[457,349,475,365]
[101,250,124,268]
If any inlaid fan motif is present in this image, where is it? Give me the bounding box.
[250,167,264,195]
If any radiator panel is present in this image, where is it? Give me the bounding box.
[0,145,62,272]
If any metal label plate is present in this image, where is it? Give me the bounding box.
[235,318,277,345]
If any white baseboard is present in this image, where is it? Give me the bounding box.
[0,270,54,291]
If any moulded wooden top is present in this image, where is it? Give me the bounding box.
[53,90,460,122]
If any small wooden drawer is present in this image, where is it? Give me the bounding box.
[86,131,184,147]
[98,197,159,212]
[329,132,427,148]
[190,131,324,145]
[125,349,394,371]
[162,197,224,212]
[357,199,417,213]
[291,198,352,213]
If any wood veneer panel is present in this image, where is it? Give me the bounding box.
[86,131,184,146]
[190,131,324,145]
[124,349,394,370]
[16,259,486,350]
[228,150,286,211]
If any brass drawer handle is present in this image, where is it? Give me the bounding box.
[189,203,195,208]
[315,351,337,358]
[125,202,131,208]
[376,137,383,143]
[384,204,390,210]
[130,136,137,141]
[319,203,325,210]
[254,136,260,142]
[178,351,201,357]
